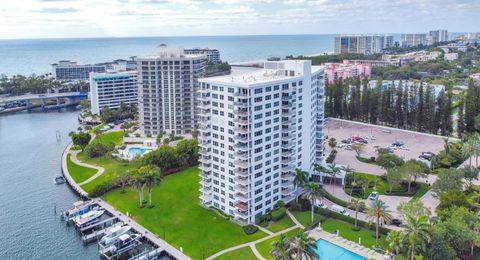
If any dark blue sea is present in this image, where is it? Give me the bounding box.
[0,34,340,76]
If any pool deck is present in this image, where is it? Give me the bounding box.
[309,228,386,260]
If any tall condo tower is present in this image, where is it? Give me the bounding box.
[136,44,205,135]
[197,60,325,224]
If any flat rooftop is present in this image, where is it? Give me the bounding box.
[201,64,324,86]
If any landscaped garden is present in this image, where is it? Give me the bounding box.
[255,228,301,259]
[66,154,97,183]
[344,172,430,199]
[291,210,387,249]
[102,167,267,259]
[215,246,257,260]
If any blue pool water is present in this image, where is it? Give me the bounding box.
[315,239,365,260]
[128,147,149,156]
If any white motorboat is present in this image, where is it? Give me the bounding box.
[74,209,104,226]
[99,224,132,247]
[100,233,142,256]
[53,176,66,184]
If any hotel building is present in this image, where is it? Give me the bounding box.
[197,60,325,224]
[52,60,106,81]
[89,71,138,115]
[184,48,221,64]
[334,35,393,54]
[136,44,205,135]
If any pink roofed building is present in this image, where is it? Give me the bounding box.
[324,60,372,84]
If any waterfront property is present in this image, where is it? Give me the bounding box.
[52,60,106,81]
[137,44,206,136]
[197,60,326,224]
[334,34,393,54]
[184,47,221,64]
[102,167,267,259]
[89,70,138,115]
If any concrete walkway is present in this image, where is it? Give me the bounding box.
[207,211,302,260]
[69,150,105,186]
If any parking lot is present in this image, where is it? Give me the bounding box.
[325,118,450,174]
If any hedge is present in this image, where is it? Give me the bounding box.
[89,181,117,197]
[315,207,390,235]
[243,224,259,235]
[326,149,337,163]
[321,187,350,208]
[271,207,287,221]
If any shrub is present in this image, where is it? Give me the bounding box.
[288,201,304,212]
[243,224,258,235]
[135,133,141,137]
[89,181,117,197]
[276,200,285,208]
[315,207,389,235]
[321,187,350,208]
[271,207,286,221]
[84,141,115,158]
[326,149,337,163]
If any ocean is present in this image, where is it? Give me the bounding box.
[0,34,338,77]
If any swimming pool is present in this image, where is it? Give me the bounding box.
[128,147,150,156]
[314,239,365,260]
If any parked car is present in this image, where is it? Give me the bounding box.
[368,191,379,201]
[316,201,328,209]
[345,145,353,151]
[418,155,431,161]
[391,219,402,226]
[336,143,346,148]
[331,205,350,216]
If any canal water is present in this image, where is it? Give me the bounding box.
[0,110,98,259]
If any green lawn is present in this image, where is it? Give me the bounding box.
[344,172,430,199]
[95,131,124,146]
[291,211,323,228]
[255,228,301,260]
[66,153,97,184]
[215,246,257,260]
[103,167,267,259]
[78,152,139,193]
[265,215,296,233]
[292,211,386,249]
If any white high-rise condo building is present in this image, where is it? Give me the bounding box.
[334,35,393,54]
[429,30,448,44]
[401,34,428,47]
[89,71,138,115]
[136,44,206,135]
[197,60,325,224]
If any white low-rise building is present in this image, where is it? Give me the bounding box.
[444,53,459,61]
[197,60,325,224]
[89,71,138,115]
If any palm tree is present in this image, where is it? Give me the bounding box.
[463,138,476,167]
[366,199,392,246]
[402,215,431,260]
[270,234,293,260]
[289,231,318,260]
[328,138,337,150]
[142,165,163,208]
[313,163,327,184]
[348,198,365,228]
[301,182,324,223]
[385,230,403,256]
[132,171,146,207]
[293,168,309,202]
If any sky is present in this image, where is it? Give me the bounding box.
[1,0,479,39]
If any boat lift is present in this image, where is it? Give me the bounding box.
[128,247,165,260]
[99,234,142,260]
[82,221,124,244]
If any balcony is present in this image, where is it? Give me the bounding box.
[281,188,295,196]
[199,124,210,131]
[233,126,248,134]
[199,185,211,193]
[200,193,212,201]
[281,149,294,156]
[234,91,248,97]
[234,159,248,168]
[235,176,249,185]
[235,151,248,160]
[234,109,249,116]
[199,164,211,171]
[234,101,248,108]
[201,171,211,178]
[233,117,249,125]
[199,178,211,186]
[199,148,210,156]
[235,201,249,211]
[200,108,210,115]
[235,192,248,202]
[281,180,294,187]
[234,168,248,176]
[235,209,248,218]
[235,184,248,193]
[233,134,248,142]
[282,172,295,181]
[281,142,294,149]
[198,157,210,164]
[282,164,294,171]
[281,156,294,164]
[234,143,248,152]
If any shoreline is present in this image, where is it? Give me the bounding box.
[60,142,191,260]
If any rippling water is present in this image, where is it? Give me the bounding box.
[0,110,98,259]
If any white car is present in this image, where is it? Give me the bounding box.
[336,143,346,148]
[368,192,379,201]
[317,201,328,209]
[331,205,350,216]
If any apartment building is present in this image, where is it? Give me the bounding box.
[324,60,371,83]
[334,35,393,54]
[429,30,448,44]
[136,44,205,135]
[52,60,106,81]
[400,33,428,47]
[89,71,138,115]
[197,60,325,224]
[184,48,221,64]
